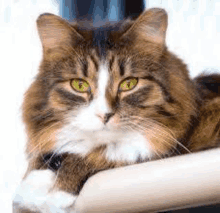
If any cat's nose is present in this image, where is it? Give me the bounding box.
[96,112,114,124]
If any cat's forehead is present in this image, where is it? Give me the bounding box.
[51,22,153,81]
[90,24,121,58]
[72,53,133,83]
[76,21,132,59]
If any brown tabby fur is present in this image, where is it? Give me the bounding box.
[22,8,220,196]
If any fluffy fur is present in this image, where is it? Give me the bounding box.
[15,8,220,212]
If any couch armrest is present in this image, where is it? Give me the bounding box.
[75,148,220,213]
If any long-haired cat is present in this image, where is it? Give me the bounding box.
[13,8,220,212]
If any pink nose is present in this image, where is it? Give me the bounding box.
[96,113,114,124]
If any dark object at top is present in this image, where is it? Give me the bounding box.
[59,0,145,23]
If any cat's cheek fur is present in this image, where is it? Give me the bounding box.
[13,170,77,213]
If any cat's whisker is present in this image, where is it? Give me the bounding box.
[126,121,183,155]
[151,147,163,160]
[117,119,179,158]
[145,122,191,154]
[135,122,189,154]
[51,167,61,192]
[120,115,176,137]
[27,122,64,155]
[127,116,179,136]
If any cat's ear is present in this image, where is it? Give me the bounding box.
[123,8,168,45]
[37,13,83,54]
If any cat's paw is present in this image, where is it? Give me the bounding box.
[13,170,77,213]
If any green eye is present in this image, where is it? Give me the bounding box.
[71,79,90,93]
[119,78,138,91]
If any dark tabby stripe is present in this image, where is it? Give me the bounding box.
[82,60,88,77]
[196,74,220,94]
[90,55,99,71]
[55,88,86,104]
[109,56,115,71]
[31,110,59,132]
[123,86,153,107]
[212,119,220,137]
[155,105,175,117]
[142,75,177,104]
[119,60,125,76]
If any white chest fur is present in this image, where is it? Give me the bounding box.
[56,126,153,163]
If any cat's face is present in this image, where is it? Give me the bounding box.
[52,52,165,162]
[23,9,197,164]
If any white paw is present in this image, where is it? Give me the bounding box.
[13,170,77,213]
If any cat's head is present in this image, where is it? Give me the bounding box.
[23,8,197,164]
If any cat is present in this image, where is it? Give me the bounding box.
[13,8,220,212]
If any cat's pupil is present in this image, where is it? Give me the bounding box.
[78,82,83,89]
[127,82,131,87]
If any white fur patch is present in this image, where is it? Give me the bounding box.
[105,132,153,162]
[57,123,154,163]
[96,64,110,116]
[13,170,76,213]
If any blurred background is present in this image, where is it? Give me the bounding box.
[0,0,220,212]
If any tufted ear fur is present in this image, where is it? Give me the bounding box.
[36,13,83,56]
[123,8,168,45]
